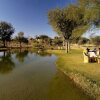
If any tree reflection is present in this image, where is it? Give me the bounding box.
[16,49,28,63]
[0,51,15,74]
[37,51,52,57]
[33,49,52,57]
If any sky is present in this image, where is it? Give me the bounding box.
[84,25,100,38]
[0,0,77,38]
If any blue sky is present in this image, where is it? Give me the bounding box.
[0,0,77,38]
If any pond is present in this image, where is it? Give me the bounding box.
[0,49,91,100]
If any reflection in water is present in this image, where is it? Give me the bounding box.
[0,49,91,100]
[32,49,52,57]
[0,51,15,74]
[16,49,28,63]
[35,51,51,57]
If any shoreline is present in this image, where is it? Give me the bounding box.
[57,67,100,100]
[0,46,32,50]
[48,49,100,100]
[0,48,100,99]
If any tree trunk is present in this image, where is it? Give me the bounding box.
[69,41,71,51]
[20,41,22,48]
[3,51,6,57]
[3,40,6,48]
[63,38,65,49]
[65,40,69,53]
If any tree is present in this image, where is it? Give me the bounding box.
[78,37,89,45]
[53,36,63,46]
[79,0,100,26]
[35,35,51,46]
[48,0,100,53]
[16,32,24,48]
[48,5,84,53]
[0,21,14,47]
[22,37,29,45]
[91,36,100,46]
[15,32,29,47]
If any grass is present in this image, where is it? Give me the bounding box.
[0,47,7,51]
[48,49,100,99]
[51,49,100,83]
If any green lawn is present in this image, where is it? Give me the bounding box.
[49,49,100,99]
[51,49,100,84]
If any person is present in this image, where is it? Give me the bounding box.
[86,48,90,53]
[93,48,97,54]
[83,48,89,63]
[88,49,97,62]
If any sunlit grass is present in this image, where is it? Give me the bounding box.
[50,49,100,84]
[48,49,100,99]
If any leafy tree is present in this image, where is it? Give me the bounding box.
[71,37,80,44]
[91,36,100,46]
[22,37,29,44]
[79,0,100,26]
[48,0,100,53]
[53,36,63,46]
[15,32,24,48]
[39,35,49,39]
[0,21,14,47]
[35,35,51,46]
[35,35,49,40]
[48,5,84,53]
[18,32,24,47]
[15,32,29,47]
[78,37,89,45]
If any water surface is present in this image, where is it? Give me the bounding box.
[0,49,91,100]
